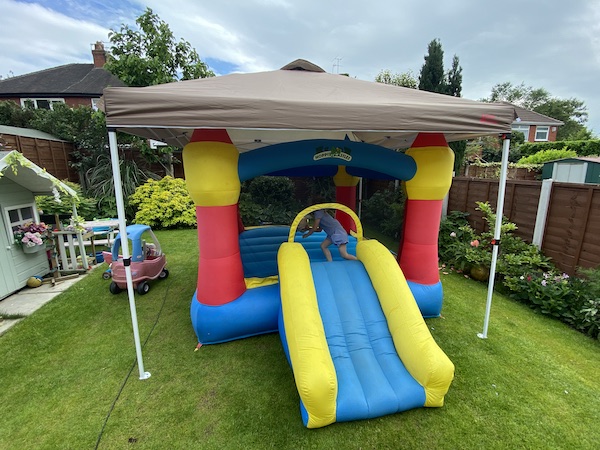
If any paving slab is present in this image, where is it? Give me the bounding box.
[0,270,97,336]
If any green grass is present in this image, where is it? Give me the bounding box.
[0,228,598,449]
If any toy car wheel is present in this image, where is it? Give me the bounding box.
[102,271,111,280]
[137,281,150,295]
[159,269,169,279]
[109,282,122,294]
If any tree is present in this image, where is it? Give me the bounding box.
[375,69,417,88]
[417,40,465,171]
[535,98,592,141]
[418,39,446,94]
[105,7,214,87]
[445,55,463,97]
[484,82,591,140]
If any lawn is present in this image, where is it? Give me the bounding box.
[0,228,598,449]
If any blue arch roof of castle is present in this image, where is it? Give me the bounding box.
[238,139,416,182]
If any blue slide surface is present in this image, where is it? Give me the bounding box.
[282,259,426,422]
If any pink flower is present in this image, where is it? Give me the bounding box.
[470,239,480,247]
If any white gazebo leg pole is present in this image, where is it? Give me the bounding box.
[478,134,511,339]
[108,129,151,379]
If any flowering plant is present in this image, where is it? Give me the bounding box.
[13,222,49,248]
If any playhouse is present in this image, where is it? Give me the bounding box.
[103,59,514,427]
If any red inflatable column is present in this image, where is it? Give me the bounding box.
[183,129,246,306]
[398,133,454,284]
[333,166,359,233]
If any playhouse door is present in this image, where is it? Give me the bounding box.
[0,214,19,300]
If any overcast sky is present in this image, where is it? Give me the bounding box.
[2,0,599,134]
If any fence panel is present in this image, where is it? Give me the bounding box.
[448,178,541,241]
[448,177,600,274]
[542,183,600,274]
[2,133,78,182]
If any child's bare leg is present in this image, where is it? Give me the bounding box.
[339,244,357,261]
[321,238,333,262]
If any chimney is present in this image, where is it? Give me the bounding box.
[92,41,107,68]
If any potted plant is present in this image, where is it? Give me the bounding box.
[13,222,49,254]
[465,238,492,281]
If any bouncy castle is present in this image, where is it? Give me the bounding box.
[183,129,454,428]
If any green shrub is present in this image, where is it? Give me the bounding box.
[438,211,473,272]
[518,139,600,158]
[36,181,98,219]
[239,176,300,226]
[85,152,159,219]
[517,148,577,165]
[503,270,599,339]
[361,183,405,239]
[439,202,551,277]
[129,176,196,229]
[440,203,599,339]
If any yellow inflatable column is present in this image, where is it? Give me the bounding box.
[183,129,246,305]
[333,166,360,232]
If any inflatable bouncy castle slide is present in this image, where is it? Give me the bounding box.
[184,129,455,428]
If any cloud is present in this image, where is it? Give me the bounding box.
[0,0,112,77]
[1,0,599,133]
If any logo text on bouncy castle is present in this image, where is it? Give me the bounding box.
[313,146,352,161]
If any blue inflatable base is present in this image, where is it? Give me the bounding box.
[190,284,280,344]
[407,280,443,318]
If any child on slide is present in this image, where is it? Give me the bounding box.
[302,208,357,262]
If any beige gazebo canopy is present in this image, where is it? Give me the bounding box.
[103,59,515,150]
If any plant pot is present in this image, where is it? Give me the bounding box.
[470,265,490,281]
[22,245,44,254]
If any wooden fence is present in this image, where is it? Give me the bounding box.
[448,177,600,275]
[1,133,78,182]
[3,131,185,184]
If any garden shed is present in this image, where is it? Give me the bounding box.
[542,156,600,184]
[0,151,77,299]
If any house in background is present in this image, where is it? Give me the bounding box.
[508,103,564,142]
[0,42,126,111]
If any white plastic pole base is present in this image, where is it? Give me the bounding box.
[139,371,151,380]
[477,333,487,339]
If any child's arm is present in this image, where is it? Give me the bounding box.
[302,218,321,238]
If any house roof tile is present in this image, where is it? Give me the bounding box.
[0,64,126,97]
[506,102,564,126]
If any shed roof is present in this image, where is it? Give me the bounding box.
[0,64,126,97]
[0,151,77,197]
[0,125,67,142]
[542,156,600,165]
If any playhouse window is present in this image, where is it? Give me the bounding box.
[5,204,36,232]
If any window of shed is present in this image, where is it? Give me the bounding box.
[535,126,549,141]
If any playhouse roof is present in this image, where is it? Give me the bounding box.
[0,151,77,197]
[102,59,515,151]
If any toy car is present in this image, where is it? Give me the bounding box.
[102,224,168,295]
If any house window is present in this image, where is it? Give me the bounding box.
[511,124,530,141]
[91,98,99,111]
[535,126,550,142]
[21,98,65,110]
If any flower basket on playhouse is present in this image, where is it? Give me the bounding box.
[14,222,49,254]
